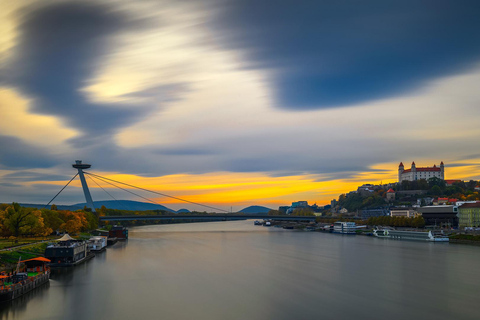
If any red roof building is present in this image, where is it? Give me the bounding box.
[398,161,445,182]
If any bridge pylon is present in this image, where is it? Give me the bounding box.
[72,160,96,213]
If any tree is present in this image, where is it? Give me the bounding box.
[292,208,315,216]
[41,210,64,232]
[99,205,107,216]
[3,203,39,237]
[29,211,53,237]
[428,177,445,189]
[59,211,89,234]
[50,204,58,211]
[431,185,442,196]
[401,180,411,191]
[268,209,280,216]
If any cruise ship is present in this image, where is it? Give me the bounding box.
[333,222,356,234]
[373,228,449,242]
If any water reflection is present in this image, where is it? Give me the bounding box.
[1,221,479,320]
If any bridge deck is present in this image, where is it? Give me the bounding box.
[99,215,316,222]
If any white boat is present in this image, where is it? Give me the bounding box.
[373,228,449,242]
[88,236,108,252]
[333,222,356,234]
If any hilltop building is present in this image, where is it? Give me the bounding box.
[398,161,444,182]
[386,188,395,202]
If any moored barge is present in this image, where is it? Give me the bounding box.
[45,234,95,267]
[373,228,449,242]
[0,257,50,302]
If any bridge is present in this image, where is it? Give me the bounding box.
[99,215,316,222]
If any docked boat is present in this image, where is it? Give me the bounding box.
[254,220,262,226]
[0,257,50,302]
[373,228,449,242]
[88,236,108,252]
[264,221,271,227]
[109,226,128,240]
[45,234,95,267]
[333,221,356,234]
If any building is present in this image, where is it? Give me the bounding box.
[458,202,480,229]
[433,198,449,205]
[398,161,444,182]
[445,179,462,186]
[360,207,390,220]
[416,205,458,228]
[390,208,417,218]
[386,188,395,201]
[357,184,375,196]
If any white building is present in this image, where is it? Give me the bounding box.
[390,208,417,218]
[398,161,444,182]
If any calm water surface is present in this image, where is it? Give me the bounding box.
[1,220,479,320]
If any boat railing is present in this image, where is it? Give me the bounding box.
[0,269,50,293]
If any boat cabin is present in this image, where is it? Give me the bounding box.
[109,226,128,240]
[22,257,51,273]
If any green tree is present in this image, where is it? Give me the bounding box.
[50,204,58,211]
[3,203,39,237]
[431,185,442,196]
[41,209,64,232]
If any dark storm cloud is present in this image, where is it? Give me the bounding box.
[456,154,480,161]
[5,2,153,148]
[0,183,21,188]
[211,0,480,109]
[0,135,57,169]
[3,171,72,182]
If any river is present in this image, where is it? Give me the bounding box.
[1,220,479,320]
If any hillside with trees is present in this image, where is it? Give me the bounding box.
[336,178,480,213]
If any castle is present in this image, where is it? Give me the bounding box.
[398,161,444,182]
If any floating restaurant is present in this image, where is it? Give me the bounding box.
[44,234,95,267]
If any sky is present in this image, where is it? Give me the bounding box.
[1,0,480,212]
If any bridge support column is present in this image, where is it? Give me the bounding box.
[72,160,96,213]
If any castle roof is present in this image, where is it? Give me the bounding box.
[387,188,395,193]
[402,167,441,173]
[399,162,404,167]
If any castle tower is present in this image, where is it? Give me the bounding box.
[398,162,404,182]
[411,161,416,180]
[72,160,96,213]
[440,161,445,179]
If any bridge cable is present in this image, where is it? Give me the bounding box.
[85,173,176,209]
[84,171,229,213]
[43,173,79,209]
[85,173,118,202]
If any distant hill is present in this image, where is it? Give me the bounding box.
[74,200,176,212]
[19,200,179,213]
[238,206,272,214]
[20,203,82,211]
[176,208,191,213]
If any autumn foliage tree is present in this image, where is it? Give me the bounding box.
[59,211,89,235]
